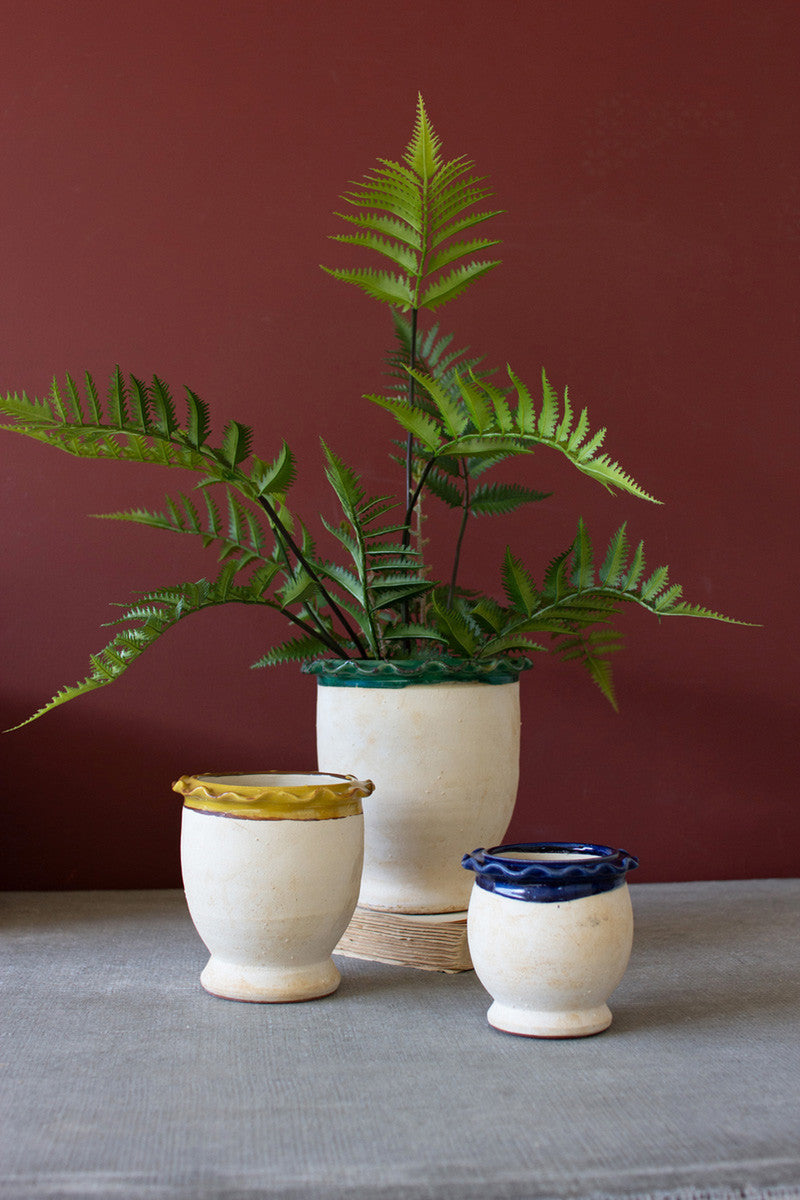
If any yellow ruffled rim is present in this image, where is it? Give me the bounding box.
[173,772,373,820]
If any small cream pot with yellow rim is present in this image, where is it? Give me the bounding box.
[173,772,373,1002]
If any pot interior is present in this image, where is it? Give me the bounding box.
[198,773,351,789]
[492,850,601,862]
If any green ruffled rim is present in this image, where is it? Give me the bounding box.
[302,656,532,689]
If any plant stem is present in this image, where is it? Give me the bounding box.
[400,307,419,645]
[257,494,368,658]
[274,605,353,659]
[267,513,352,658]
[402,307,419,550]
[448,461,471,607]
[404,457,435,528]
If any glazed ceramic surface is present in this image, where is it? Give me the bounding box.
[308,660,525,914]
[174,772,372,1002]
[463,842,638,1037]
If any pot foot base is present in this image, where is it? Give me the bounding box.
[336,905,472,972]
[200,956,341,1003]
[487,1001,613,1038]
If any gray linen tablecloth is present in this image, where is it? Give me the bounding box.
[1,880,799,1200]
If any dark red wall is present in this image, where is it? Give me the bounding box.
[2,1,797,887]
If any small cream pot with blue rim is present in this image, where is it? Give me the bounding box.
[462,842,638,1037]
[173,772,373,1002]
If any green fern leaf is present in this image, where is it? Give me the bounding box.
[382,623,449,646]
[508,367,535,434]
[477,376,514,433]
[567,407,591,452]
[576,426,607,462]
[366,394,442,452]
[184,387,210,448]
[469,597,506,635]
[640,565,669,602]
[405,93,442,178]
[440,433,532,458]
[221,421,253,468]
[423,466,465,509]
[502,548,538,616]
[325,97,501,316]
[407,368,468,438]
[476,633,547,657]
[456,371,492,433]
[332,210,421,251]
[150,376,177,434]
[328,231,419,274]
[251,633,329,668]
[430,207,504,249]
[538,370,559,438]
[420,260,500,311]
[542,549,571,600]
[321,266,415,309]
[429,595,479,655]
[279,567,319,607]
[63,374,86,424]
[654,584,684,611]
[599,524,630,586]
[570,519,595,589]
[249,442,296,498]
[427,236,501,275]
[5,571,269,730]
[555,386,573,442]
[108,367,129,426]
[129,376,151,431]
[470,481,550,516]
[623,540,646,590]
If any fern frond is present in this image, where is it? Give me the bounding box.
[599,523,629,586]
[405,92,442,177]
[251,633,330,668]
[5,571,286,730]
[321,266,415,310]
[501,549,538,617]
[328,230,419,274]
[570,518,595,589]
[429,594,479,656]
[507,367,661,503]
[419,260,501,310]
[469,481,550,516]
[249,442,297,498]
[427,236,501,275]
[366,393,442,451]
[406,367,468,438]
[420,465,464,509]
[324,95,502,315]
[331,209,421,250]
[184,388,210,448]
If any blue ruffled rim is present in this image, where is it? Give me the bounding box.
[462,842,639,903]
[302,657,532,688]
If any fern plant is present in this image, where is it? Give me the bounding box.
[1,95,744,727]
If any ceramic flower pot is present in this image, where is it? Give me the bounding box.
[173,771,373,1002]
[305,658,528,914]
[462,842,639,1037]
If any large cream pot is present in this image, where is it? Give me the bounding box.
[307,659,526,914]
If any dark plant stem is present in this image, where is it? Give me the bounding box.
[400,306,419,643]
[267,515,352,658]
[275,605,353,659]
[402,306,419,551]
[404,457,436,528]
[257,494,368,658]
[448,461,471,607]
